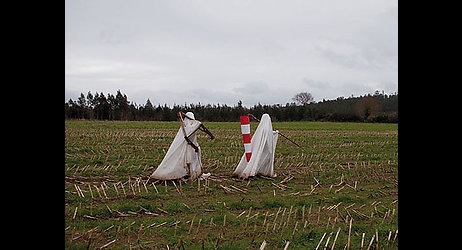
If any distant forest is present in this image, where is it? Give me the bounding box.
[65,90,398,123]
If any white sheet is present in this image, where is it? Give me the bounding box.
[233,114,279,178]
[151,113,203,180]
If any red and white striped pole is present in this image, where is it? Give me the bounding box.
[240,115,252,162]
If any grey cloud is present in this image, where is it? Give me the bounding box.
[318,45,395,71]
[66,0,397,106]
[303,79,331,90]
[232,82,269,95]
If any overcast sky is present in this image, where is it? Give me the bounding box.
[65,0,397,107]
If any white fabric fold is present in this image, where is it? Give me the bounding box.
[233,114,279,179]
[151,113,203,180]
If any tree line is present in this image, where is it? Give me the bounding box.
[65,90,398,123]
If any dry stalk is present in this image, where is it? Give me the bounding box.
[195,218,202,235]
[219,184,234,193]
[313,177,320,187]
[344,203,355,210]
[347,218,352,250]
[366,235,375,250]
[120,182,127,196]
[292,221,298,235]
[361,233,365,249]
[172,180,182,195]
[103,225,114,233]
[272,207,281,232]
[279,207,287,229]
[188,216,195,235]
[105,205,113,215]
[351,209,370,219]
[315,232,327,250]
[317,206,321,224]
[152,183,159,193]
[98,239,116,249]
[245,207,253,228]
[324,232,333,250]
[283,241,290,250]
[230,185,247,193]
[271,182,286,191]
[262,211,269,227]
[101,184,108,198]
[73,206,78,220]
[286,206,293,228]
[331,227,341,250]
[335,185,345,193]
[130,183,136,196]
[237,211,246,218]
[77,185,85,198]
[74,184,82,198]
[279,175,294,184]
[113,183,119,196]
[88,184,94,198]
[259,240,267,250]
[154,221,168,228]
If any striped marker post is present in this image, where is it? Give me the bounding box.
[240,115,252,162]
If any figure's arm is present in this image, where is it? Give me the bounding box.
[199,124,215,140]
[178,111,214,140]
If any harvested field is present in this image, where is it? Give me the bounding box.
[65,120,398,249]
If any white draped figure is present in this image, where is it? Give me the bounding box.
[151,112,214,181]
[233,114,279,179]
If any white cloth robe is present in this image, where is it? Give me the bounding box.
[233,114,279,179]
[151,115,203,181]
